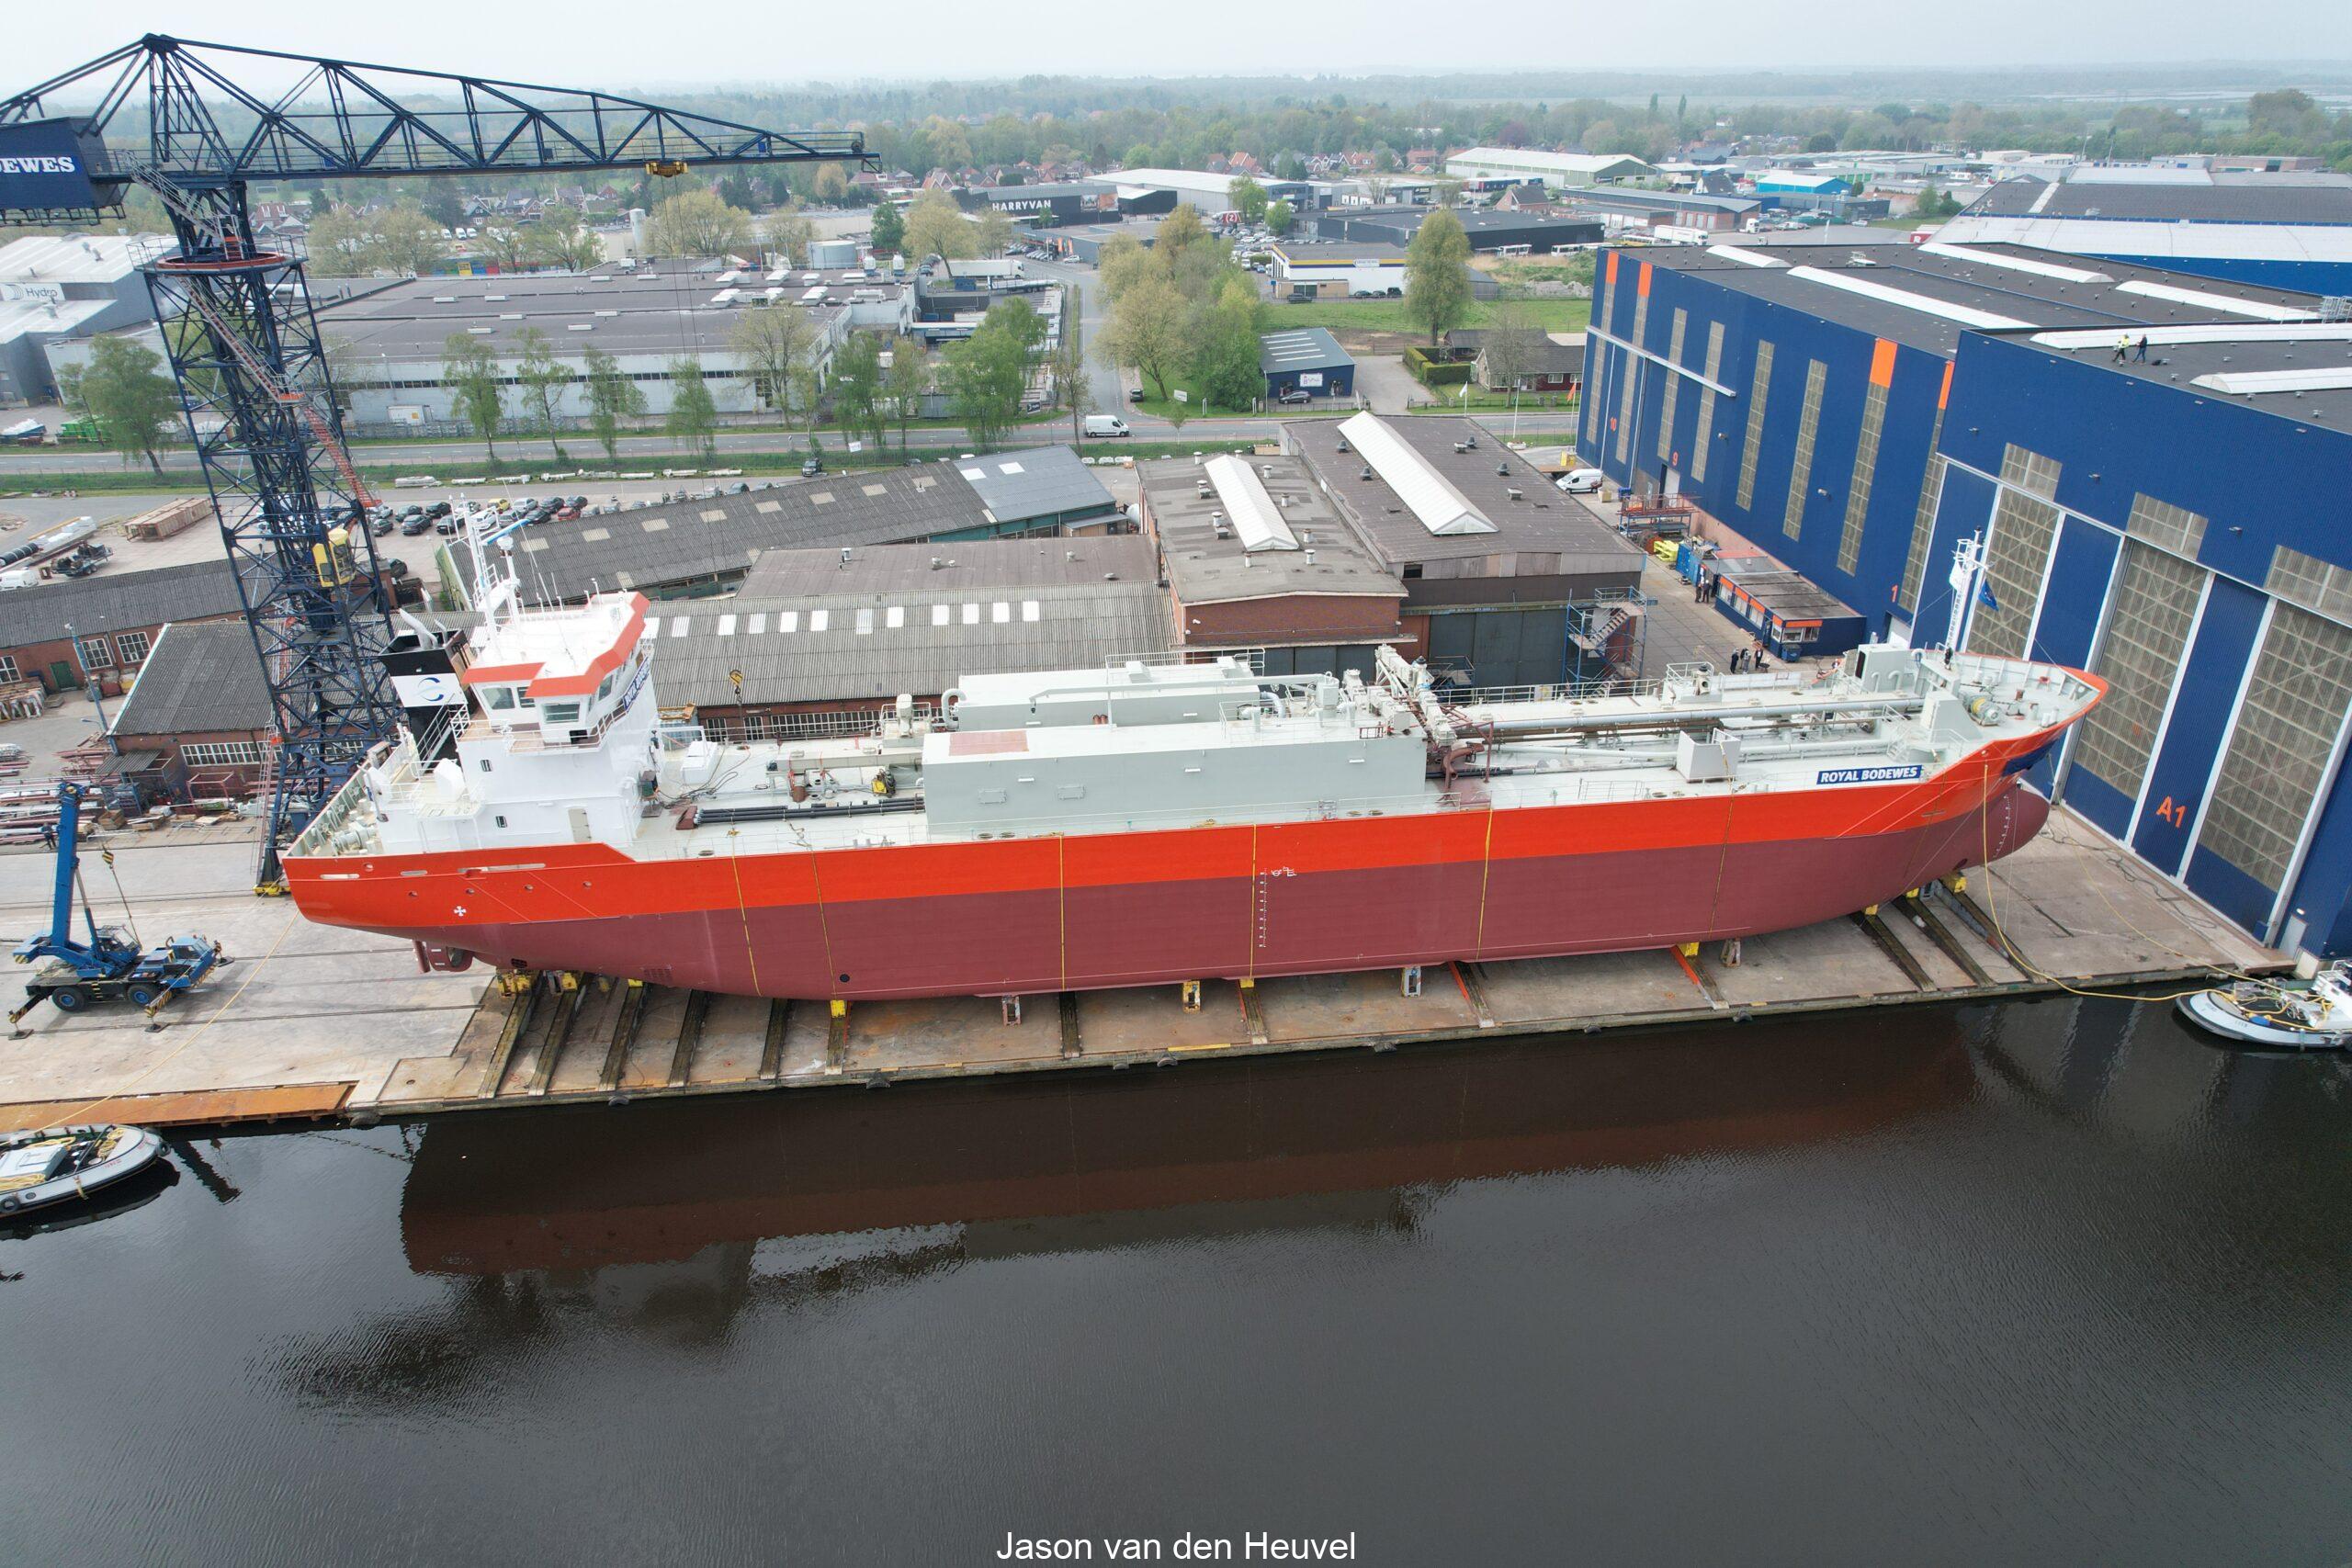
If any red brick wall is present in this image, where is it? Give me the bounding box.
[1176,592,1405,649]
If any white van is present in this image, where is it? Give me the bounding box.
[1082,414,1131,439]
[1555,468,1604,494]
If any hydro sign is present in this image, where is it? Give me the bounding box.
[0,120,104,216]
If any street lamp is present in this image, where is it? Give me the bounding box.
[62,618,114,753]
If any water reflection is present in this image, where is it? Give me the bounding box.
[408,1013,1976,1273]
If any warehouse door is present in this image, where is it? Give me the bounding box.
[2188,604,2352,937]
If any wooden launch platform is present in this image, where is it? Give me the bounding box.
[0,809,2283,1132]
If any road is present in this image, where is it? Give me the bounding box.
[0,253,1578,479]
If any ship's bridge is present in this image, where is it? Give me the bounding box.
[460,592,650,749]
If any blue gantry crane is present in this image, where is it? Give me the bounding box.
[9,781,225,1029]
[0,36,866,888]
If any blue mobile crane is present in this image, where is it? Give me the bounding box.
[9,782,226,1031]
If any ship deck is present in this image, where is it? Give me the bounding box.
[0,806,2281,1133]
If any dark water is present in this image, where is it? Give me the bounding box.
[6,996,2352,1566]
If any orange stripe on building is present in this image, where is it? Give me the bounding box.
[1937,360,1954,411]
[1869,338,1898,389]
[1604,251,1619,284]
[1637,261,1652,297]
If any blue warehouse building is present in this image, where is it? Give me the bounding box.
[1911,323,2352,957]
[1939,168,2352,296]
[1582,236,2352,957]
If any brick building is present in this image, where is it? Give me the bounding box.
[105,619,274,798]
[0,560,243,696]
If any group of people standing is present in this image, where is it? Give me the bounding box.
[1690,567,1770,673]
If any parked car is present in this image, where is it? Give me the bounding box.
[800,457,824,477]
[554,504,580,522]
[370,513,397,536]
[1555,468,1605,494]
[1286,288,1317,304]
[401,514,436,536]
[568,495,589,510]
[426,501,452,519]
[1126,386,1147,403]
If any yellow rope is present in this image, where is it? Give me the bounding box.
[1973,776,2227,1004]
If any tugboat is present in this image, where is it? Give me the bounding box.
[0,1123,166,1216]
[2176,964,2352,1051]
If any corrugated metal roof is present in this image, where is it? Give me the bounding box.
[740,535,1156,598]
[109,621,271,738]
[1258,327,1352,376]
[0,560,244,649]
[952,445,1118,524]
[512,464,1016,599]
[647,582,1174,707]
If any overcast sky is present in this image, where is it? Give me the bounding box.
[13,2,2350,91]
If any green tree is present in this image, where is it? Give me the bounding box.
[1103,273,1188,400]
[1155,203,1210,255]
[1054,313,1093,445]
[831,331,887,447]
[812,164,853,205]
[441,333,505,458]
[944,299,1043,447]
[513,327,570,457]
[478,219,534,273]
[647,189,752,258]
[885,335,930,453]
[1096,233,1158,302]
[526,205,604,271]
[869,199,906,256]
[976,208,1016,256]
[1228,175,1269,223]
[729,305,816,422]
[1477,294,1544,393]
[903,188,978,273]
[665,359,718,458]
[366,204,445,276]
[1195,276,1265,412]
[56,335,178,475]
[581,344,646,461]
[765,207,818,269]
[1405,207,1473,346]
[303,206,372,276]
[1274,152,1308,181]
[1265,199,1295,236]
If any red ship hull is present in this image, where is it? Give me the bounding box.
[288,737,2060,1002]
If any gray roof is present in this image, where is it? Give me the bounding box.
[1480,338,1583,375]
[1138,456,1401,608]
[316,265,895,361]
[2014,326,2352,438]
[642,583,1174,708]
[949,446,1120,524]
[1630,240,2322,357]
[1259,327,1353,376]
[109,620,272,738]
[509,449,1110,600]
[741,535,1156,599]
[1569,189,1761,216]
[1970,172,2352,226]
[1284,414,1645,577]
[0,559,244,649]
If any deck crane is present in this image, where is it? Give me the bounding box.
[0,36,868,890]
